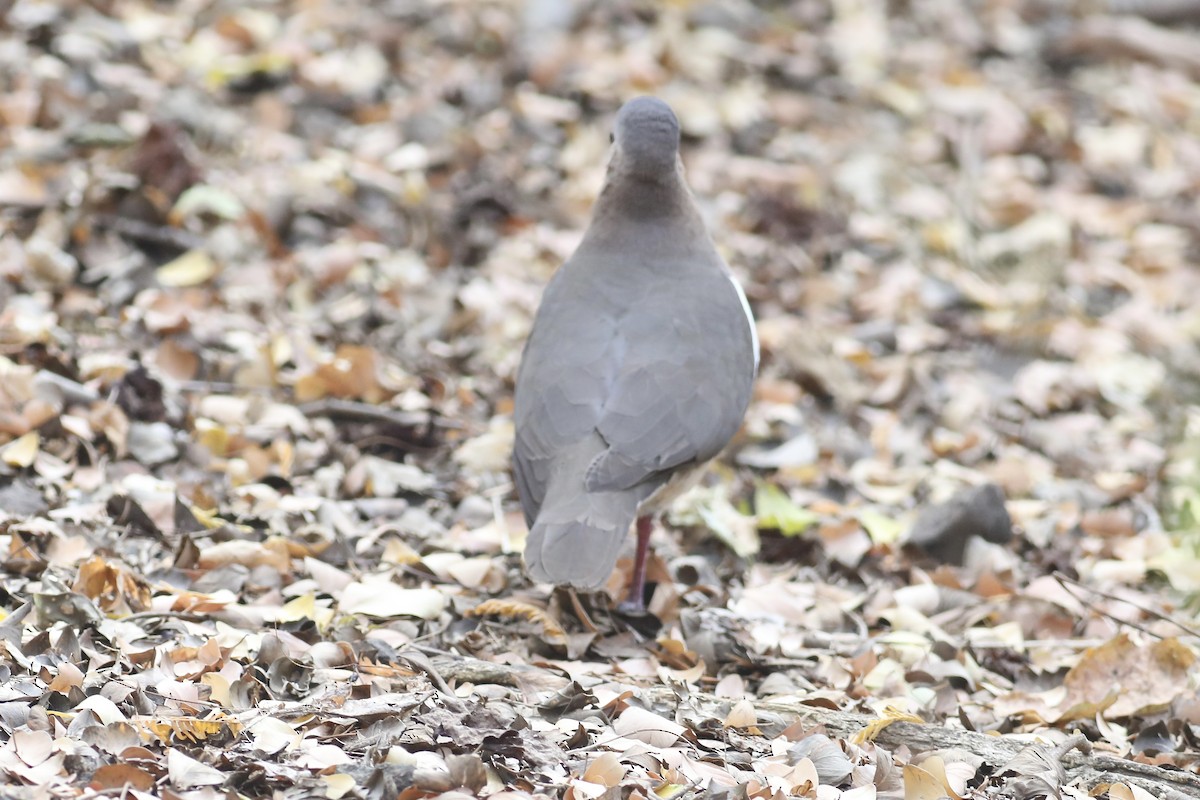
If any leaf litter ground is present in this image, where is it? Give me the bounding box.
[1,0,1200,798]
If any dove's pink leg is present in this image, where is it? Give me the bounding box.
[622,516,654,611]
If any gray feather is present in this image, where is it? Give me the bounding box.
[522,435,651,588]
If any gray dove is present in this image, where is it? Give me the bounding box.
[514,97,758,610]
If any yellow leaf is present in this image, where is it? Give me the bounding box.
[852,706,924,743]
[902,764,946,800]
[381,537,422,566]
[189,506,228,530]
[205,52,292,91]
[921,219,966,256]
[467,598,566,643]
[1,432,39,467]
[170,184,245,223]
[860,508,905,544]
[195,420,230,457]
[201,673,231,707]
[132,715,243,744]
[917,756,959,799]
[754,482,818,536]
[156,250,218,287]
[276,593,333,625]
[322,773,358,799]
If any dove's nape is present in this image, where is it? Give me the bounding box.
[513,97,758,612]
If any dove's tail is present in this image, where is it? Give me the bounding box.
[521,439,642,591]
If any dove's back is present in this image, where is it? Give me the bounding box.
[513,97,757,591]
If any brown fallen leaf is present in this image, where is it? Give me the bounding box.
[89,763,157,792]
[1079,507,1137,538]
[1061,633,1197,719]
[198,537,292,572]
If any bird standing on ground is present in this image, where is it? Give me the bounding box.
[514,97,758,611]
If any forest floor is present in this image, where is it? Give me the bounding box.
[2,0,1200,798]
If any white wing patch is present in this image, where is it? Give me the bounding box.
[728,273,760,373]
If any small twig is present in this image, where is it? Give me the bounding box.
[571,730,703,760]
[970,638,1118,650]
[300,398,459,429]
[1053,571,1200,640]
[1108,0,1200,24]
[92,213,205,251]
[953,113,983,275]
[352,434,441,454]
[116,610,209,624]
[566,588,599,634]
[1048,15,1200,78]
[176,381,275,395]
[396,648,455,696]
[1054,573,1161,639]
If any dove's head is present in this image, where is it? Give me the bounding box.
[612,97,681,178]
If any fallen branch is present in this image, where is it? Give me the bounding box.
[299,398,459,430]
[1108,0,1200,23]
[1048,15,1200,78]
[92,213,205,252]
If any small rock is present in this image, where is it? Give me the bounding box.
[907,483,1012,565]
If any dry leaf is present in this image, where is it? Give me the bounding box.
[853,707,925,744]
[167,747,226,788]
[902,763,946,800]
[1061,634,1196,719]
[467,598,566,643]
[340,580,446,620]
[157,250,219,287]
[1,431,39,467]
[613,706,686,748]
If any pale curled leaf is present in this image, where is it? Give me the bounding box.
[581,752,626,787]
[167,747,226,788]
[322,773,358,799]
[613,706,686,748]
[340,581,446,620]
[723,699,757,729]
